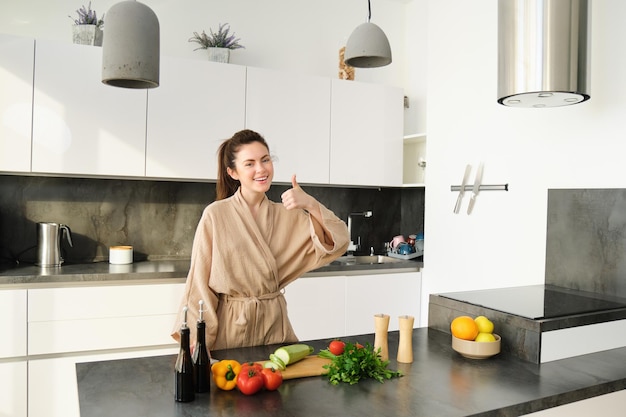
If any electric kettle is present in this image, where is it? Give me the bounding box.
[36,222,73,267]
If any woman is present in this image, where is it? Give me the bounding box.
[172,129,350,350]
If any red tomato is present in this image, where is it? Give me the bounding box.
[260,368,283,391]
[236,368,264,395]
[328,340,346,355]
[240,361,263,373]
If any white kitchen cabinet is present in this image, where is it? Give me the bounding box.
[28,283,184,355]
[344,272,421,336]
[32,40,147,177]
[285,271,421,340]
[0,34,34,173]
[403,133,427,186]
[0,290,27,417]
[246,66,331,184]
[0,290,27,358]
[0,289,27,358]
[523,389,626,416]
[5,37,404,185]
[284,275,346,341]
[0,361,27,417]
[27,282,184,417]
[330,79,404,187]
[146,56,246,179]
[28,348,175,417]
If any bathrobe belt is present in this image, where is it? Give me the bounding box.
[223,291,283,336]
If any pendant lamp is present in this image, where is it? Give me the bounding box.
[102,0,160,89]
[344,0,392,68]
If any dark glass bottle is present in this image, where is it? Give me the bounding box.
[174,306,195,402]
[193,300,210,393]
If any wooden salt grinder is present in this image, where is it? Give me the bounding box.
[397,315,415,363]
[373,314,390,361]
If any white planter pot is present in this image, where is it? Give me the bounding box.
[72,25,103,46]
[207,47,230,63]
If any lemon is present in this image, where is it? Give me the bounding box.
[474,316,494,334]
[475,332,496,342]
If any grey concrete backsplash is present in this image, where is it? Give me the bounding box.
[546,189,626,299]
[0,175,424,265]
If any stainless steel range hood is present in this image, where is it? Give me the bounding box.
[498,0,591,108]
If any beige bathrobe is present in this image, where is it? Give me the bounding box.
[171,189,350,350]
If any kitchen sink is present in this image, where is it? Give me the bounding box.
[331,255,404,266]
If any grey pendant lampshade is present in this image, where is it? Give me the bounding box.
[497,0,590,108]
[102,0,160,89]
[344,0,392,68]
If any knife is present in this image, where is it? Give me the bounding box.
[467,162,484,214]
[453,164,472,214]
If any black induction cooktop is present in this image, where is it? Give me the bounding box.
[439,285,626,320]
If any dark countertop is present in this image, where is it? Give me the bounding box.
[0,257,422,288]
[76,328,626,417]
[0,260,192,288]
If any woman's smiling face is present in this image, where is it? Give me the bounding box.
[227,141,274,196]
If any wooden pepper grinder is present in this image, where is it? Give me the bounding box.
[373,314,390,361]
[397,315,415,363]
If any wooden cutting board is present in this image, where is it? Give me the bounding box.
[256,355,331,380]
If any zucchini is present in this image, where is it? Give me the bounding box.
[273,344,314,366]
[269,354,286,370]
[263,360,282,370]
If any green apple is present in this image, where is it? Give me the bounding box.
[474,316,494,334]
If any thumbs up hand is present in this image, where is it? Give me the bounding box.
[290,174,301,190]
[281,175,314,211]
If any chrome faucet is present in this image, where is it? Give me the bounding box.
[347,211,372,254]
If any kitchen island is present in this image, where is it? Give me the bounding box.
[76,328,626,417]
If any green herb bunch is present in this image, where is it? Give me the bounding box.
[69,2,104,28]
[188,23,244,50]
[319,341,402,385]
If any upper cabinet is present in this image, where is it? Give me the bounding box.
[403,133,427,186]
[32,40,147,177]
[329,79,403,187]
[146,57,246,179]
[3,39,404,187]
[246,67,331,184]
[0,34,34,173]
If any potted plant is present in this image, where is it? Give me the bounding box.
[188,23,244,63]
[69,2,105,46]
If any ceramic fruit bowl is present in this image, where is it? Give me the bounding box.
[452,334,501,359]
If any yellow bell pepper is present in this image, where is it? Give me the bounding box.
[211,360,241,391]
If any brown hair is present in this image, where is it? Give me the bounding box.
[216,129,270,200]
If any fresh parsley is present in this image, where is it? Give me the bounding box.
[319,341,403,385]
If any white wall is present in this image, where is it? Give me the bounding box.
[421,0,626,325]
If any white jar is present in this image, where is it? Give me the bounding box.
[109,245,133,264]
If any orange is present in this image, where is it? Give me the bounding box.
[450,316,479,341]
